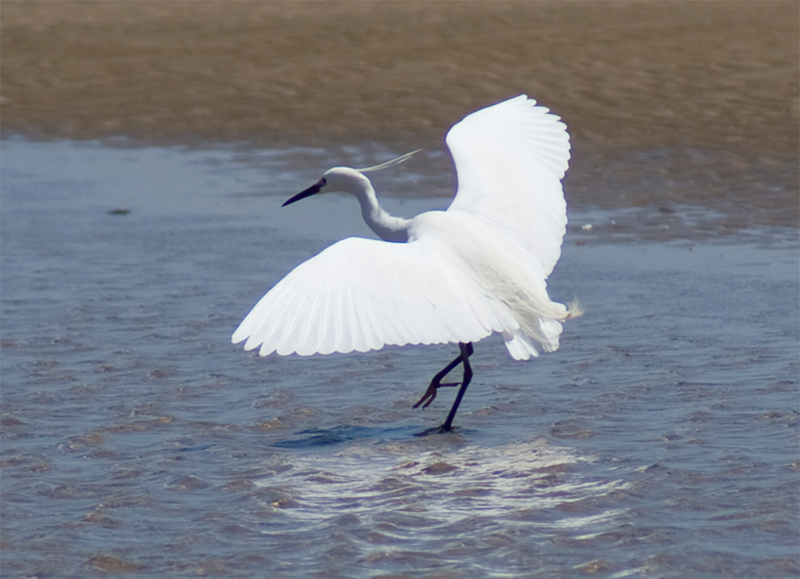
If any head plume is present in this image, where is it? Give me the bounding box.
[356,149,422,173]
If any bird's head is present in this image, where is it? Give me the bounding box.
[282,168,365,207]
[282,150,422,207]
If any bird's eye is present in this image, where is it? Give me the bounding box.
[320,177,327,186]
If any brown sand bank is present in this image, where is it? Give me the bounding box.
[2,1,797,155]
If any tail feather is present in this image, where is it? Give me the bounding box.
[566,299,584,320]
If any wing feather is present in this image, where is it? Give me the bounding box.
[341,287,360,353]
[352,288,379,352]
[446,94,570,278]
[233,236,504,356]
[313,292,333,354]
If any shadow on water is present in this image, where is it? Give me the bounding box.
[272,424,422,449]
[177,444,216,453]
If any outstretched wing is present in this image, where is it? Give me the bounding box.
[446,95,570,278]
[232,236,515,356]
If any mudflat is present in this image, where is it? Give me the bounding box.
[2,1,797,156]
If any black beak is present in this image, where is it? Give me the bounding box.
[282,180,324,207]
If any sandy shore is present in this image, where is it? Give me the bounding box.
[2,1,797,157]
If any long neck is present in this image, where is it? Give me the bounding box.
[350,175,411,243]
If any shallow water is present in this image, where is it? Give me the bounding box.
[2,139,798,578]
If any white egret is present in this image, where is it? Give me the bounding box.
[233,95,581,432]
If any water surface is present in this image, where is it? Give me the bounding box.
[1,140,797,578]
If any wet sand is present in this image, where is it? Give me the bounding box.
[2,1,797,152]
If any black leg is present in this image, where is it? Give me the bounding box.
[412,347,466,409]
[439,342,473,432]
[413,342,474,433]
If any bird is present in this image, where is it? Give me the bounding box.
[232,94,581,433]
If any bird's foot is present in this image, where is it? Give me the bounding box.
[414,423,457,437]
[412,380,459,409]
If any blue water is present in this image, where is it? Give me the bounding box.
[2,139,798,578]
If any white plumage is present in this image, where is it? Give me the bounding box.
[232,95,579,431]
[233,94,577,359]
